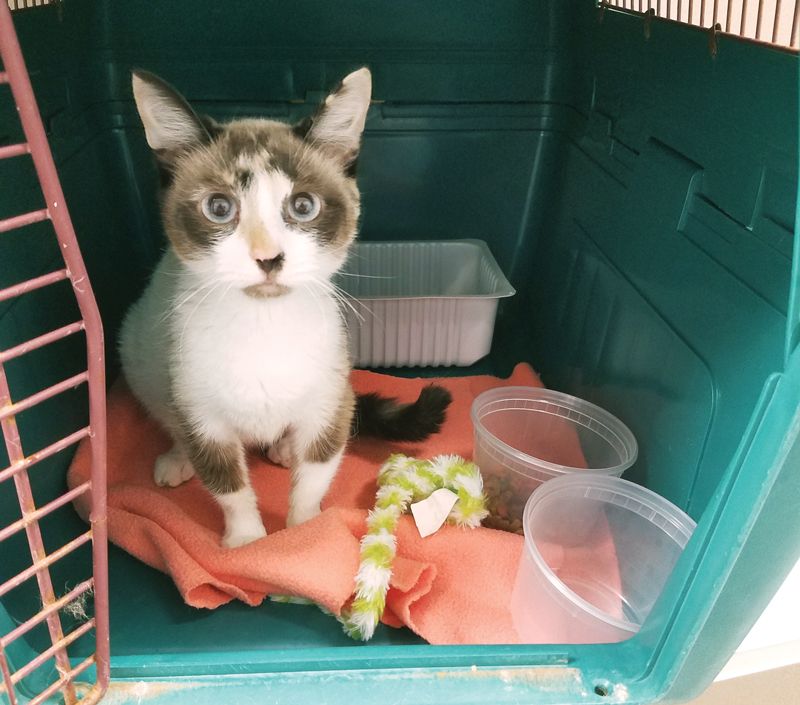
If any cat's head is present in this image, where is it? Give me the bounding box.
[132,68,371,298]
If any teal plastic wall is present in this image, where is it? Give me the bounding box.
[0,1,797,703]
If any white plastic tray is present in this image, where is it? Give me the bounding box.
[336,239,515,367]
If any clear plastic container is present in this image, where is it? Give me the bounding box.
[471,387,638,526]
[335,239,515,367]
[511,475,696,644]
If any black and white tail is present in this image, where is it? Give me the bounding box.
[353,385,452,442]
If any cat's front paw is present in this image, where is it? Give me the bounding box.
[154,449,195,487]
[222,523,268,549]
[286,504,321,528]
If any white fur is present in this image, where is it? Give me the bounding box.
[287,449,345,527]
[217,485,267,548]
[122,248,346,439]
[121,248,349,542]
[120,169,351,545]
[173,283,343,444]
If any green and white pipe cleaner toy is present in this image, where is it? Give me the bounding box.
[339,453,489,641]
[271,453,488,640]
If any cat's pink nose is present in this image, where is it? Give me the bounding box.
[255,252,285,275]
[251,245,282,262]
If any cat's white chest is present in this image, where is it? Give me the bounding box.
[173,287,343,442]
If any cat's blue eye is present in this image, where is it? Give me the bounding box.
[287,192,321,223]
[202,193,238,224]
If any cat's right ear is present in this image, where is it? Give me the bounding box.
[132,70,210,153]
[296,68,372,170]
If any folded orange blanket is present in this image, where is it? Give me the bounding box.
[67,363,619,644]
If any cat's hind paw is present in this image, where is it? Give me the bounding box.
[154,447,195,487]
[267,436,294,468]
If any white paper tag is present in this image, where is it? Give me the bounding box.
[410,488,459,538]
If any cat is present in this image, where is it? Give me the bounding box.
[120,68,451,548]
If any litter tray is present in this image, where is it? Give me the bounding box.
[336,240,515,367]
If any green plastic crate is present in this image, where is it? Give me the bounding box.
[0,1,798,703]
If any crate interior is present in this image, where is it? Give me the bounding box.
[0,0,797,687]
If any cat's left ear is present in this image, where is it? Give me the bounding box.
[132,70,212,153]
[302,68,372,169]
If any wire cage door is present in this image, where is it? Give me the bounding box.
[597,0,799,50]
[0,2,109,704]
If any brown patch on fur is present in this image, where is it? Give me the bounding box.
[305,384,356,463]
[236,168,253,190]
[182,427,246,495]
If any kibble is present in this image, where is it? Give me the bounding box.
[483,473,532,535]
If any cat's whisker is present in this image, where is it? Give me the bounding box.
[336,272,393,279]
[302,282,344,331]
[314,279,370,325]
[317,283,352,329]
[157,268,192,277]
[334,293,365,324]
[334,297,365,325]
[177,280,225,359]
[330,279,374,310]
[328,240,359,257]
[336,286,382,327]
[161,280,219,322]
[313,279,361,321]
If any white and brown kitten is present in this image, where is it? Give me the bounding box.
[120,68,451,548]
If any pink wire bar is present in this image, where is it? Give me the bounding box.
[0,142,29,160]
[0,361,77,704]
[0,269,69,304]
[1,579,94,648]
[0,72,8,83]
[0,208,49,234]
[28,655,96,705]
[0,646,18,705]
[0,9,109,701]
[0,371,89,422]
[0,320,85,365]
[0,531,93,600]
[10,620,95,686]
[0,427,90,485]
[0,481,91,544]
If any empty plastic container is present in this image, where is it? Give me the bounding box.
[511,475,696,644]
[472,387,638,524]
[335,240,515,367]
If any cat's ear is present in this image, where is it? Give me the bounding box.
[303,68,371,167]
[132,70,211,153]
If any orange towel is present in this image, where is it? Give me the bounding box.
[67,363,620,644]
